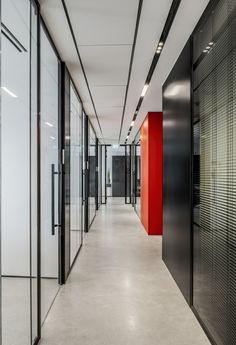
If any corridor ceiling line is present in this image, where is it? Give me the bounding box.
[124,0,182,143]
[118,0,144,143]
[61,0,104,139]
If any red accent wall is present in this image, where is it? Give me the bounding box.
[140,112,162,235]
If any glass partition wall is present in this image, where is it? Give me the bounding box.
[40,23,61,324]
[88,122,96,226]
[131,133,141,217]
[1,1,39,344]
[125,145,132,204]
[70,82,83,266]
[98,143,102,207]
[0,2,98,342]
[100,145,131,204]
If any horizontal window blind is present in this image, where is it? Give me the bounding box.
[193,1,236,344]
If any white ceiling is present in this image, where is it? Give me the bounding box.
[39,0,210,144]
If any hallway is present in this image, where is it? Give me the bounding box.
[40,201,210,345]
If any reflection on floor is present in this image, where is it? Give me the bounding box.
[40,201,210,345]
[70,229,82,265]
[2,277,31,345]
[106,196,126,205]
[41,278,61,324]
[2,277,60,345]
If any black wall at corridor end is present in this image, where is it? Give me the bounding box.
[162,40,192,305]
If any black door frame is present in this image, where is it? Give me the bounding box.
[125,145,132,204]
[100,144,131,204]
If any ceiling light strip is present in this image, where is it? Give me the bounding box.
[61,0,104,139]
[125,0,182,143]
[118,0,144,143]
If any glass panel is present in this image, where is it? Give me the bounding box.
[101,145,106,203]
[30,2,39,342]
[135,144,141,217]
[1,0,38,344]
[98,144,102,207]
[125,145,131,204]
[70,83,83,266]
[132,133,141,217]
[40,25,60,324]
[88,123,96,226]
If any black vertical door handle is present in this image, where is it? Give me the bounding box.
[51,163,62,235]
[51,164,56,235]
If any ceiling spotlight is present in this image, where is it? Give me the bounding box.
[209,42,214,45]
[141,84,149,98]
[158,42,164,46]
[203,49,208,53]
[126,135,129,139]
[206,46,210,50]
[157,50,161,54]
[131,121,135,127]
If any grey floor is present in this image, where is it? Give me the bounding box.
[40,201,210,345]
[2,277,60,345]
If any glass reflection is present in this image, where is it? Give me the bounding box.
[88,123,96,226]
[132,132,141,217]
[70,83,83,265]
[40,24,60,324]
[1,0,38,344]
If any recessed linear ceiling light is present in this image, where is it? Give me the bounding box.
[1,86,18,98]
[141,84,149,98]
[131,120,135,127]
[124,0,181,144]
[45,121,54,127]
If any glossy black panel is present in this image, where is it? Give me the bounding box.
[162,40,192,305]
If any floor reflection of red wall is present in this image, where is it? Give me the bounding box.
[140,112,162,235]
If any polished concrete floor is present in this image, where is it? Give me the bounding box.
[2,277,60,345]
[40,201,210,345]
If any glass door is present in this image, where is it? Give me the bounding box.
[70,83,83,266]
[88,124,96,227]
[40,24,61,324]
[1,0,39,344]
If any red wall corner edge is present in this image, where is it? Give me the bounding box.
[140,112,162,236]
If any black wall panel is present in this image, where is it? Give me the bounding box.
[192,1,236,344]
[162,40,192,305]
